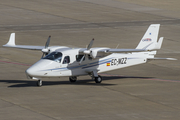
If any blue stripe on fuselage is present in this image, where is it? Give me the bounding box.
[41,57,139,72]
[41,57,113,71]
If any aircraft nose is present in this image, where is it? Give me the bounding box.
[25,66,38,77]
[25,59,54,77]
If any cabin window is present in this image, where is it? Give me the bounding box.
[88,55,92,60]
[43,52,62,63]
[63,56,70,64]
[76,55,85,62]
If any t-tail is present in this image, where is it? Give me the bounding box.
[136,24,176,60]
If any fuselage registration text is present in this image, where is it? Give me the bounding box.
[111,57,127,66]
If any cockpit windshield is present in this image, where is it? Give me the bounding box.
[43,52,62,63]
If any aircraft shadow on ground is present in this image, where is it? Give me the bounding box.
[0,76,153,87]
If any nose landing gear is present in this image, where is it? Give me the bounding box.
[31,77,43,87]
[37,79,42,87]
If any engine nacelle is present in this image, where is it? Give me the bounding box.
[41,48,49,53]
[90,48,109,59]
[90,50,97,59]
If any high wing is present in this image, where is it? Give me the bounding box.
[3,44,45,50]
[79,24,176,61]
[3,33,71,58]
[98,37,164,53]
[3,33,69,55]
[3,33,45,50]
[98,48,146,53]
[98,24,163,53]
[79,48,146,54]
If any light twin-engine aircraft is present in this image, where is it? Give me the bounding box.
[3,24,176,86]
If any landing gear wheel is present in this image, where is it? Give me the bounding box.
[94,75,102,83]
[69,76,77,82]
[37,80,42,87]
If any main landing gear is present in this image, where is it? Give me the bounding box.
[91,71,102,83]
[68,73,102,84]
[34,72,102,87]
[94,75,102,83]
[69,76,77,82]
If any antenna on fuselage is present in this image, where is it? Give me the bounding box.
[115,44,119,49]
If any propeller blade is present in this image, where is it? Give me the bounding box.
[41,53,45,58]
[79,55,85,64]
[41,35,51,59]
[45,36,51,49]
[87,38,94,50]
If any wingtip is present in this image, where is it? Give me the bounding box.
[150,24,160,27]
[167,58,177,60]
[4,33,16,46]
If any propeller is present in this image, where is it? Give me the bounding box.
[79,38,94,64]
[41,36,51,58]
[87,38,94,50]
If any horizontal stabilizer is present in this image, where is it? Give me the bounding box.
[148,57,177,60]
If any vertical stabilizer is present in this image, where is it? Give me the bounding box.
[136,24,160,50]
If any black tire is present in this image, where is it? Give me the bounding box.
[37,80,42,87]
[94,75,102,83]
[69,76,77,82]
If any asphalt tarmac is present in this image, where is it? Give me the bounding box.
[0,0,180,120]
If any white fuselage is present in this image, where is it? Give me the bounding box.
[26,48,149,78]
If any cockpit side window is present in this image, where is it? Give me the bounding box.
[63,56,70,64]
[88,55,92,60]
[43,52,62,63]
[76,55,85,62]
